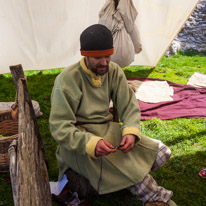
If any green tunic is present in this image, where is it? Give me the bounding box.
[49,58,160,194]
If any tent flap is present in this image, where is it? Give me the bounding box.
[0,0,200,73]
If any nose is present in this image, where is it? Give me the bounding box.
[100,57,107,66]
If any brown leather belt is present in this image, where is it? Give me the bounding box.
[74,120,110,126]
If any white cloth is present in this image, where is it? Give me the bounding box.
[0,0,200,74]
[135,81,174,103]
[0,100,43,117]
[187,72,206,88]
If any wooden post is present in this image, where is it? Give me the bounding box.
[8,140,17,202]
[8,65,52,206]
[9,64,48,166]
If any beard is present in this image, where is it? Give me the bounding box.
[86,57,110,76]
[91,65,109,76]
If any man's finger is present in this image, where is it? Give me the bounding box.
[104,140,116,149]
[119,136,127,147]
[96,139,117,156]
[122,144,134,153]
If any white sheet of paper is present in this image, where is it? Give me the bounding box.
[49,174,68,195]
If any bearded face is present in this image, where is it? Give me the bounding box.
[86,56,111,76]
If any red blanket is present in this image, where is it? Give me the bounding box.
[128,77,206,120]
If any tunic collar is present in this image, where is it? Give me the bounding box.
[80,57,102,87]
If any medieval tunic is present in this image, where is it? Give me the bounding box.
[49,58,160,194]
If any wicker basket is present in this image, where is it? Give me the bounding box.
[0,110,18,173]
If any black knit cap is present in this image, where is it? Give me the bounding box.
[80,24,114,57]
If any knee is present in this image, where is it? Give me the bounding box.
[164,145,171,163]
[159,142,171,163]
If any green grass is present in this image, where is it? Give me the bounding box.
[124,53,206,84]
[0,51,206,206]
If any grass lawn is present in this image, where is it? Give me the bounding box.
[0,51,206,206]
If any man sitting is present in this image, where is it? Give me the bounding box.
[49,24,177,206]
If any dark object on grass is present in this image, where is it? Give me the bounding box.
[144,201,169,206]
[65,168,98,199]
[52,185,91,206]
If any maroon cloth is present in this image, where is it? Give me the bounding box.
[127,77,206,120]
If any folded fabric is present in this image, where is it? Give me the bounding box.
[0,100,43,117]
[128,77,206,120]
[187,72,206,88]
[135,80,174,103]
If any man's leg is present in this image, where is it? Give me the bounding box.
[127,143,176,205]
[150,142,171,172]
[128,174,173,205]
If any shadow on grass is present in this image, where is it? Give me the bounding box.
[0,72,58,103]
[152,150,206,206]
[0,75,16,102]
[88,189,142,206]
[124,67,155,78]
[163,130,206,147]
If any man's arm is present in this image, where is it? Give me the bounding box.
[49,87,102,158]
[111,65,141,151]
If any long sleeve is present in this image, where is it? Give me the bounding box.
[110,66,141,139]
[49,77,102,158]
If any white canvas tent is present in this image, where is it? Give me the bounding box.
[0,0,200,74]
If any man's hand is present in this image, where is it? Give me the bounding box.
[118,134,136,153]
[95,139,117,157]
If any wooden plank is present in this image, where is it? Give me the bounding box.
[10,64,48,166]
[8,140,17,203]
[9,64,24,90]
[9,65,51,206]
